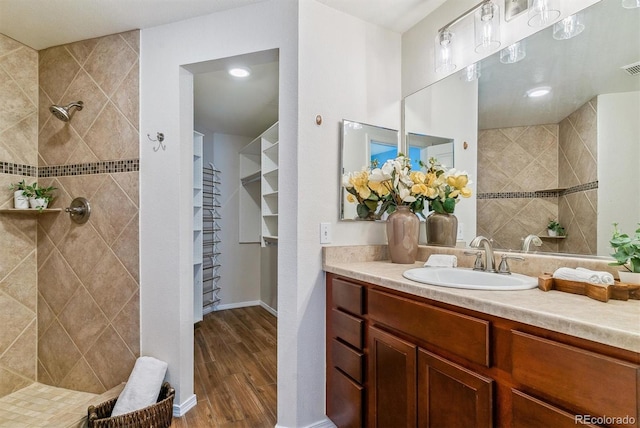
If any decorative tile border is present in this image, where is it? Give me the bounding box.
[478,181,598,200]
[0,162,38,177]
[0,160,139,178]
[39,160,139,177]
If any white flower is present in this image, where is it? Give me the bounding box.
[399,187,416,203]
[368,167,392,183]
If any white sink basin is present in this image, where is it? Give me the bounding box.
[402,267,538,290]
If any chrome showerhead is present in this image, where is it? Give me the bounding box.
[49,101,84,122]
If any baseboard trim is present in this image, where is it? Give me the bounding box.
[259,301,278,317]
[275,417,336,428]
[215,300,261,311]
[173,393,197,417]
[214,300,277,317]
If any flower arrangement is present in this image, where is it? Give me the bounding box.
[342,155,472,219]
[609,223,640,273]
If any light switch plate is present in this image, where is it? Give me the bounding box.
[320,222,332,244]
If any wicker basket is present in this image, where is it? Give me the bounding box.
[87,382,175,428]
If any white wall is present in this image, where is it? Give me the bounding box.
[597,91,640,256]
[402,0,598,97]
[404,74,478,245]
[140,0,298,419]
[209,132,261,306]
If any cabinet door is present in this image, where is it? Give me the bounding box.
[368,326,417,428]
[418,349,493,428]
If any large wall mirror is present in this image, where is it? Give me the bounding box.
[404,0,639,257]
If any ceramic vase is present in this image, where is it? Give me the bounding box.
[386,205,419,264]
[618,271,640,285]
[426,212,458,247]
[29,197,48,210]
[14,190,29,209]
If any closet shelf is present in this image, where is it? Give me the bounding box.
[241,171,261,185]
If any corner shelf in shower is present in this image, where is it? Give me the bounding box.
[0,208,62,214]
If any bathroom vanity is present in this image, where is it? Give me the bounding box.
[324,248,640,428]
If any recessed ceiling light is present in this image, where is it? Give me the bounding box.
[526,86,551,98]
[228,67,251,78]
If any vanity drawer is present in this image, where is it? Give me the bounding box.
[331,308,364,350]
[511,389,598,428]
[331,338,364,384]
[512,330,640,422]
[368,289,490,367]
[332,277,363,315]
[327,366,364,428]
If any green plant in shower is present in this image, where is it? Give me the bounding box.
[9,179,34,198]
[609,223,640,273]
[547,219,566,236]
[24,182,57,211]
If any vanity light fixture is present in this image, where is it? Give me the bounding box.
[461,63,481,81]
[500,41,526,64]
[228,66,251,78]
[435,29,456,73]
[474,0,501,53]
[622,0,640,8]
[527,0,560,27]
[553,13,585,40]
[526,86,551,98]
[435,0,501,73]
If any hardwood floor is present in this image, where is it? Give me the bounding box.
[171,306,277,427]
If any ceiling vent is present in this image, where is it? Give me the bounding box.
[621,61,640,76]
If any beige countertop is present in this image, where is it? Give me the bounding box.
[323,246,640,353]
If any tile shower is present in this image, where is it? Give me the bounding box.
[0,30,140,398]
[477,98,598,255]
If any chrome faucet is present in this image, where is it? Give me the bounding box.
[470,235,496,272]
[522,234,542,252]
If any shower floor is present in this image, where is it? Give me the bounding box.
[0,382,123,427]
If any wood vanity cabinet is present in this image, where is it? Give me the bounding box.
[326,273,640,428]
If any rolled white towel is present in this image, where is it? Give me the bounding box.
[576,267,615,285]
[424,254,457,268]
[111,356,168,416]
[552,267,600,285]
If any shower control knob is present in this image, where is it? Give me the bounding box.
[65,197,91,224]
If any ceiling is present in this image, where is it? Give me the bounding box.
[0,0,442,138]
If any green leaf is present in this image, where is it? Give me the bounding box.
[443,198,456,213]
[364,200,378,211]
[356,204,370,219]
[431,199,444,214]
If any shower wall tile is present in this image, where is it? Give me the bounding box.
[477,100,598,256]
[37,30,140,394]
[38,46,80,105]
[477,125,559,252]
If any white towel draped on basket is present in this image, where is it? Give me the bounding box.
[111,356,168,417]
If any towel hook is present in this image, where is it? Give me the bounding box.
[147,132,166,152]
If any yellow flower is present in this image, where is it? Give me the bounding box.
[460,187,472,198]
[449,190,460,198]
[411,183,429,196]
[447,174,469,189]
[410,171,426,185]
[369,180,390,196]
[346,194,356,203]
[425,172,438,187]
[350,170,371,200]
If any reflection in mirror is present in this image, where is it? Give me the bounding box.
[340,120,399,220]
[404,0,639,257]
[407,133,454,171]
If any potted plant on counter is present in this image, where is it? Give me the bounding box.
[610,223,640,284]
[9,180,32,209]
[547,219,566,237]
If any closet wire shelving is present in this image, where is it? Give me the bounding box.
[203,163,221,314]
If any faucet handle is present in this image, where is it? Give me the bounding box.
[497,254,525,275]
[464,251,484,271]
